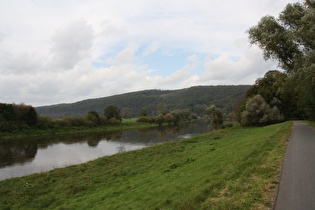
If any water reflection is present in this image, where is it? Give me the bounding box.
[0,120,210,180]
[0,142,37,167]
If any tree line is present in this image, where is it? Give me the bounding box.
[236,0,314,126]
[0,103,197,132]
[0,103,37,132]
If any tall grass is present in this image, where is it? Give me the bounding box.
[0,121,292,209]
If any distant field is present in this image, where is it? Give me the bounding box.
[0,121,292,209]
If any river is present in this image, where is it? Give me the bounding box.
[0,120,211,180]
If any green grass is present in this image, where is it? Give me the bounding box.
[306,120,315,128]
[0,121,292,209]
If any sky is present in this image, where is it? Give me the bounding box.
[0,0,297,106]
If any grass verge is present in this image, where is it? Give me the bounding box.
[0,121,292,209]
[306,120,315,128]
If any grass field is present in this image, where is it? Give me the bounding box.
[0,121,292,209]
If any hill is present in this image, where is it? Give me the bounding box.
[36,85,250,119]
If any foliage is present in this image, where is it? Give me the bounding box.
[86,111,101,125]
[104,105,122,121]
[136,116,154,123]
[0,122,292,209]
[248,0,315,120]
[237,70,303,121]
[139,109,148,117]
[121,107,133,119]
[136,109,195,126]
[36,85,250,119]
[241,95,284,126]
[206,105,224,129]
[0,103,38,132]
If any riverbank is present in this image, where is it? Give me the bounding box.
[0,121,292,209]
[0,119,160,140]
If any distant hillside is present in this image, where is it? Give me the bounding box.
[36,85,250,119]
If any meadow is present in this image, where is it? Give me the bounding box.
[0,121,292,209]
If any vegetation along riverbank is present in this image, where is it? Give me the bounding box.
[0,118,160,140]
[0,121,292,209]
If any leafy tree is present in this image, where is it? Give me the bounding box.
[164,113,177,125]
[121,107,132,119]
[248,0,315,120]
[0,103,14,121]
[104,105,121,121]
[157,102,169,115]
[25,106,38,126]
[12,104,38,126]
[206,105,223,129]
[86,111,100,125]
[241,95,284,126]
[0,103,38,131]
[139,109,148,117]
[238,70,302,120]
[155,114,165,126]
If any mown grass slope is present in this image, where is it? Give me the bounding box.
[0,121,292,209]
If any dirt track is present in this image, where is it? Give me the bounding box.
[275,121,315,210]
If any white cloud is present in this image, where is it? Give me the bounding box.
[49,19,94,70]
[184,46,277,86]
[0,52,43,75]
[0,0,296,106]
[105,44,138,66]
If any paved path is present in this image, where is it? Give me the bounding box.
[275,121,315,210]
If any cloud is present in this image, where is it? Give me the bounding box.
[0,0,295,106]
[142,41,159,56]
[50,19,94,70]
[185,46,277,86]
[0,52,43,75]
[105,44,138,66]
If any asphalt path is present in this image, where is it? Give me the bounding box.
[275,121,315,210]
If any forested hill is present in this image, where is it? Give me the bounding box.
[36,85,250,119]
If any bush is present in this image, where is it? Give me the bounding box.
[223,122,234,128]
[241,95,284,126]
[107,118,121,125]
[206,105,224,129]
[36,116,56,129]
[86,111,101,125]
[137,116,154,123]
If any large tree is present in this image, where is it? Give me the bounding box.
[239,70,302,120]
[206,105,223,129]
[104,105,122,121]
[248,0,315,120]
[241,95,284,127]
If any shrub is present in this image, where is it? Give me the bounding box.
[107,118,121,125]
[241,95,284,126]
[36,116,55,129]
[86,111,101,125]
[137,116,154,123]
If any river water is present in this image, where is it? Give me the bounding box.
[0,120,211,180]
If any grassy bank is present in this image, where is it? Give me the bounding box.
[306,120,315,128]
[0,119,158,140]
[0,121,292,209]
